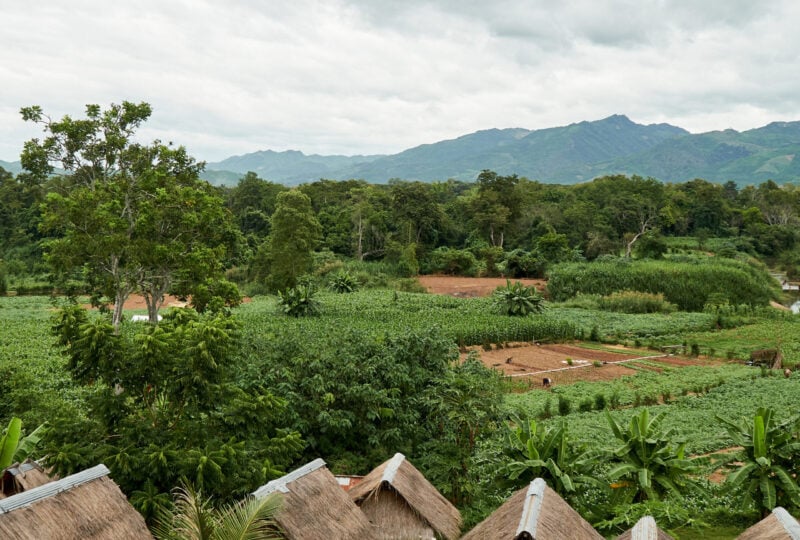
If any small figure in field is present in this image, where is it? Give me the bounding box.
[506,357,513,364]
[542,377,552,388]
[785,368,792,378]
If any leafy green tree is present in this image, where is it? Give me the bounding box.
[416,356,506,506]
[153,482,283,540]
[605,409,704,503]
[468,170,521,248]
[716,407,800,517]
[491,280,544,316]
[44,305,303,511]
[255,190,321,291]
[20,102,240,329]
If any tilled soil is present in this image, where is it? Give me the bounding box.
[417,275,547,297]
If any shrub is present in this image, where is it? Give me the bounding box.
[597,290,677,314]
[278,283,320,317]
[557,395,571,416]
[578,399,593,412]
[424,247,476,275]
[594,393,607,410]
[328,271,358,293]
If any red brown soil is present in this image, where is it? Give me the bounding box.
[417,275,547,298]
[462,343,715,385]
[86,294,251,310]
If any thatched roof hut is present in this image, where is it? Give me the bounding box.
[737,507,800,539]
[252,458,374,540]
[0,461,52,498]
[0,464,152,539]
[349,452,462,540]
[462,478,603,540]
[616,516,674,540]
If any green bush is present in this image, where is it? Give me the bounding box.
[597,290,676,314]
[278,284,321,317]
[557,395,571,416]
[423,247,477,275]
[492,280,544,317]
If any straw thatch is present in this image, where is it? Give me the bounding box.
[737,507,800,540]
[0,461,52,498]
[616,516,674,540]
[253,458,374,540]
[0,464,152,539]
[349,452,462,540]
[462,478,603,540]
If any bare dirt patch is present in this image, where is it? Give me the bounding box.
[417,275,546,298]
[86,294,250,311]
[462,343,717,385]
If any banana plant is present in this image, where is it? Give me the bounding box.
[716,407,800,517]
[1,417,46,470]
[504,416,602,496]
[605,409,705,503]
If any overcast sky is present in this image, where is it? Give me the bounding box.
[2,0,800,163]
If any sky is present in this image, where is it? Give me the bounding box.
[2,0,800,163]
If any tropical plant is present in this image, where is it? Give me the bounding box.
[716,407,800,517]
[328,271,358,293]
[277,284,320,317]
[153,482,283,540]
[492,280,544,316]
[503,416,599,496]
[0,417,46,469]
[605,409,705,502]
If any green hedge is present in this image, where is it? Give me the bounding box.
[547,258,776,311]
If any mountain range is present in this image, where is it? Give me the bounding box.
[204,114,800,186]
[4,115,800,186]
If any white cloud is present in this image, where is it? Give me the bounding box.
[1,0,800,162]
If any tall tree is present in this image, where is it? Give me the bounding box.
[21,102,239,328]
[256,190,321,291]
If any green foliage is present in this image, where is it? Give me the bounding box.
[22,102,238,329]
[548,258,776,311]
[604,408,705,502]
[597,290,676,314]
[327,271,358,293]
[715,407,800,515]
[277,284,320,317]
[44,305,303,508]
[257,190,322,291]
[503,417,600,496]
[424,247,477,275]
[153,482,283,540]
[492,280,544,317]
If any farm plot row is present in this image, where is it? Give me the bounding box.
[506,367,798,454]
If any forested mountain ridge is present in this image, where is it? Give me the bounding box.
[204,115,800,186]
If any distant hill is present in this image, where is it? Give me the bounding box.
[204,150,381,186]
[204,115,800,186]
[0,160,22,174]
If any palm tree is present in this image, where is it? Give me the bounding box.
[716,407,800,517]
[154,483,284,540]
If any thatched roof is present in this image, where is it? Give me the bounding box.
[616,516,674,540]
[349,452,462,540]
[253,458,374,540]
[0,464,152,539]
[737,507,800,540]
[462,478,603,540]
[0,461,52,498]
